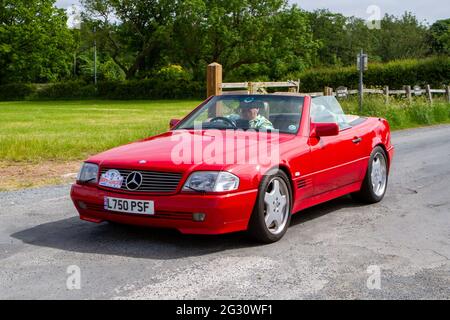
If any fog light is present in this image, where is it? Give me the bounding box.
[78,201,87,210]
[192,213,206,222]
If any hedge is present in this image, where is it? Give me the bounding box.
[0,83,36,101]
[293,56,450,92]
[0,79,205,101]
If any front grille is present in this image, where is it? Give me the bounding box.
[100,168,183,193]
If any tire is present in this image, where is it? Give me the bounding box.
[352,146,388,203]
[248,170,292,243]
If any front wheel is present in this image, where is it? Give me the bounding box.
[248,170,292,243]
[352,146,389,203]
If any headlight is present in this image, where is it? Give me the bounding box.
[182,171,239,192]
[77,163,99,183]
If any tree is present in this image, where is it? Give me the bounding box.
[372,13,429,62]
[308,10,350,66]
[428,19,450,55]
[172,1,318,81]
[81,0,177,79]
[0,0,75,83]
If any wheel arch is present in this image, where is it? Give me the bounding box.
[262,164,296,203]
[373,143,391,172]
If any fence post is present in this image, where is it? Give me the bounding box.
[405,85,412,104]
[323,86,333,96]
[384,86,389,104]
[248,81,254,94]
[446,85,450,103]
[425,84,433,104]
[206,62,222,97]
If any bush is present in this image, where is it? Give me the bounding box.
[21,79,205,100]
[0,83,36,101]
[34,81,96,100]
[97,79,204,100]
[292,56,450,92]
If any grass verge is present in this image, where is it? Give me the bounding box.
[341,95,450,130]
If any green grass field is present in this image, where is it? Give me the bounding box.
[0,100,200,162]
[341,96,450,130]
[0,97,449,162]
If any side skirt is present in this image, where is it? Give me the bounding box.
[293,181,362,213]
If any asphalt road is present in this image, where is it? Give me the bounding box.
[0,125,449,300]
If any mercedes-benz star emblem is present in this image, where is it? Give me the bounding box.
[126,172,143,190]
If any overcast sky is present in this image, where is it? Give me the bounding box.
[56,0,449,24]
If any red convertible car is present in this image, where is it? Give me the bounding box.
[71,94,394,242]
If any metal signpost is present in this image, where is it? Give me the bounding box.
[357,50,368,112]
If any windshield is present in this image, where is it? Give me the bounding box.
[311,96,351,130]
[176,95,304,134]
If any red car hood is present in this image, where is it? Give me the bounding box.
[88,130,294,172]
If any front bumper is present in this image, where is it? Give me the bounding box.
[70,184,258,235]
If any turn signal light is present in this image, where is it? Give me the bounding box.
[192,213,206,222]
[78,201,87,210]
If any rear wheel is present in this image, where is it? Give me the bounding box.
[248,170,292,243]
[352,146,388,203]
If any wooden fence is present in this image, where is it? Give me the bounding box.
[206,62,450,103]
[315,85,450,104]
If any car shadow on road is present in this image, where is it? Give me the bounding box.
[290,195,367,227]
[11,195,367,260]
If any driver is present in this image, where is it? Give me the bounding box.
[229,99,274,129]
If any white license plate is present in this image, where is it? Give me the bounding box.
[104,197,154,215]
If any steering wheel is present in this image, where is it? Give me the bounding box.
[209,116,237,128]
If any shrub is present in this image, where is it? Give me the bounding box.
[97,79,204,100]
[292,56,450,92]
[33,81,96,100]
[0,83,36,101]
[20,79,205,100]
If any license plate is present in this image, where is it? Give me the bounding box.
[104,197,154,215]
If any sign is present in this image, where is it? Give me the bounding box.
[413,85,422,96]
[336,86,348,98]
[357,54,368,71]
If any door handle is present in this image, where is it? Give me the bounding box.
[352,137,362,144]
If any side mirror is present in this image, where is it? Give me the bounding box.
[311,122,339,137]
[169,119,180,129]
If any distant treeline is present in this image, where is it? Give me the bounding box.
[0,0,449,87]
